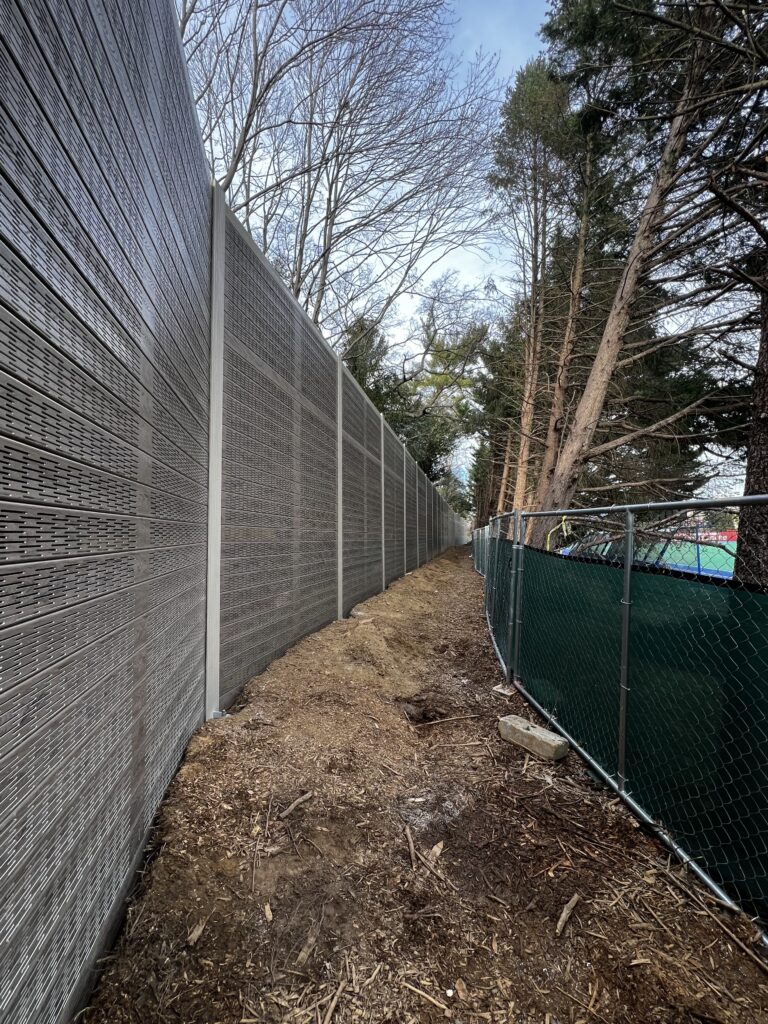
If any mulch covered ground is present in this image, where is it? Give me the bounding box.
[84,548,768,1024]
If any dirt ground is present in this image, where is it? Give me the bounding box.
[84,548,768,1024]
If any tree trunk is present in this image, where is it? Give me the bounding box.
[735,285,768,588]
[529,147,591,545]
[512,171,547,512]
[534,58,703,516]
[495,425,515,515]
[511,322,542,512]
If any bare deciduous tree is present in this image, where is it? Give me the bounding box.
[179,0,500,342]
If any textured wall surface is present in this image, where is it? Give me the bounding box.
[418,472,428,565]
[0,1,211,1022]
[218,212,339,705]
[0,2,464,1021]
[405,453,419,572]
[383,421,405,585]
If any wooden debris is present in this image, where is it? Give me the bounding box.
[414,714,482,728]
[404,825,417,871]
[415,849,458,892]
[186,917,208,946]
[361,964,382,989]
[296,919,322,967]
[556,894,581,936]
[552,984,611,1024]
[279,791,315,819]
[426,840,444,865]
[402,980,452,1016]
[320,979,346,1024]
[662,870,768,977]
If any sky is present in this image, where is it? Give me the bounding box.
[393,0,545,326]
[424,0,546,479]
[453,0,545,82]
[442,0,546,287]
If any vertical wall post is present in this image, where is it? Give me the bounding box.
[336,355,344,619]
[205,185,226,720]
[402,445,407,575]
[618,509,635,792]
[380,412,386,592]
[415,467,419,566]
[432,488,436,557]
[512,514,526,682]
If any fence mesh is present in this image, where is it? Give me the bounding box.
[473,499,768,921]
[485,523,515,671]
[520,544,622,778]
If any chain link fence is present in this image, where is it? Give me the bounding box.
[473,496,768,922]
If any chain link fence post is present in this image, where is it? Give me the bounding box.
[505,510,521,685]
[487,517,498,625]
[482,524,489,614]
[618,508,635,792]
[512,513,526,682]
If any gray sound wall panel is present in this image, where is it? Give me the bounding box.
[405,453,418,572]
[0,2,210,1023]
[430,488,436,557]
[218,212,338,706]
[341,372,368,613]
[383,422,404,585]
[428,480,433,558]
[363,400,383,599]
[0,3,463,1021]
[340,370,385,613]
[418,472,428,566]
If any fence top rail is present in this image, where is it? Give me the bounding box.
[488,493,768,523]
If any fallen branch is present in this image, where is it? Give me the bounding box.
[402,980,452,1015]
[361,964,382,989]
[414,714,482,728]
[404,826,417,871]
[321,979,347,1024]
[415,849,458,892]
[279,791,314,820]
[552,983,610,1024]
[556,893,581,936]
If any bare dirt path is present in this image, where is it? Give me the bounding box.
[85,549,768,1024]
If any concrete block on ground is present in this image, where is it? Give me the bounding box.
[498,714,569,761]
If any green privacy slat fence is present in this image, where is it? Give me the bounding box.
[485,536,516,670]
[518,548,622,780]
[472,502,768,921]
[627,570,768,913]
